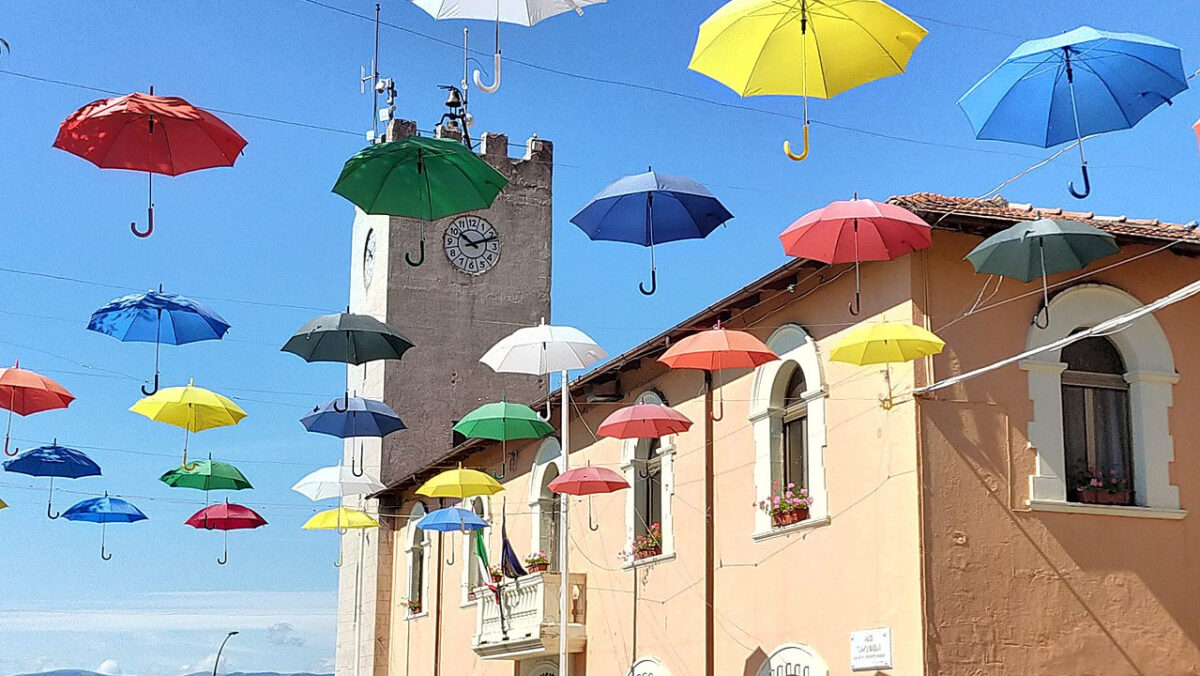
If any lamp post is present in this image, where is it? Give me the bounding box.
[213,631,239,676]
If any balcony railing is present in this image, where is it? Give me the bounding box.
[472,571,587,660]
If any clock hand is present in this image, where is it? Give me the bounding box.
[460,233,498,249]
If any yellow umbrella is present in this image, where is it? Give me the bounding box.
[688,0,927,160]
[303,507,380,568]
[830,322,944,366]
[0,496,7,510]
[416,463,503,499]
[130,379,247,468]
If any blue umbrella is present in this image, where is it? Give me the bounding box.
[301,396,405,477]
[958,26,1188,198]
[62,493,148,560]
[418,506,489,565]
[570,168,734,295]
[3,441,101,519]
[88,287,230,395]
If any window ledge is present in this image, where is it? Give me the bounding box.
[1027,499,1187,520]
[622,551,676,571]
[752,516,831,542]
[405,610,429,622]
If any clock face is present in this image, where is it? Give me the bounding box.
[363,228,376,290]
[444,215,501,276]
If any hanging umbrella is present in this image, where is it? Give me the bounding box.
[53,89,248,237]
[62,493,148,560]
[332,136,509,266]
[1193,118,1199,154]
[959,26,1188,199]
[659,325,778,419]
[597,403,692,439]
[570,168,734,295]
[454,399,552,480]
[829,322,944,408]
[292,464,387,502]
[159,457,252,492]
[480,319,606,376]
[965,218,1118,328]
[130,379,247,469]
[88,287,230,395]
[549,463,628,531]
[301,395,405,476]
[417,463,504,499]
[689,0,926,160]
[302,506,380,567]
[0,363,75,457]
[0,496,7,511]
[417,506,489,532]
[411,0,604,94]
[185,500,267,565]
[3,441,101,519]
[780,197,931,315]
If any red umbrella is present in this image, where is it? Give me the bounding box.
[53,89,248,238]
[659,325,778,419]
[0,362,75,456]
[598,404,692,439]
[185,500,267,565]
[548,464,629,531]
[779,197,931,315]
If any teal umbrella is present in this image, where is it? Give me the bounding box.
[332,136,509,267]
[965,218,1118,328]
[453,400,553,479]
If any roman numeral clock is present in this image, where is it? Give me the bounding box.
[444,215,501,276]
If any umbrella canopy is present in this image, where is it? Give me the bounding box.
[958,27,1187,198]
[689,0,926,159]
[282,312,414,365]
[965,218,1118,328]
[780,198,931,314]
[453,401,553,441]
[659,328,777,371]
[159,458,252,492]
[185,501,267,531]
[0,363,75,416]
[332,137,508,266]
[829,322,945,366]
[301,396,406,438]
[0,496,7,510]
[302,507,380,530]
[1194,118,1200,154]
[416,506,489,532]
[53,91,248,237]
[548,466,629,496]
[130,379,247,468]
[597,403,692,439]
[481,321,607,376]
[417,464,504,499]
[292,465,387,502]
[63,493,148,560]
[570,169,734,294]
[4,442,101,519]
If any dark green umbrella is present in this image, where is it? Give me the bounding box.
[332,136,509,267]
[453,400,553,480]
[160,457,252,492]
[282,312,414,411]
[965,218,1118,328]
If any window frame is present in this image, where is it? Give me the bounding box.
[622,390,676,567]
[528,438,564,572]
[404,502,431,620]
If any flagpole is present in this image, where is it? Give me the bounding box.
[559,367,570,676]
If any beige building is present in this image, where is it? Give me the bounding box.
[336,125,1200,675]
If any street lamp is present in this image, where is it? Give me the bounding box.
[213,631,239,676]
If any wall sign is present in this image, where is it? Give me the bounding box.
[850,628,893,671]
[756,644,829,676]
[628,656,669,676]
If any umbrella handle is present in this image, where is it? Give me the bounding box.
[783,125,810,161]
[333,390,350,413]
[131,199,155,238]
[101,523,113,561]
[473,51,501,94]
[218,531,229,565]
[141,372,160,396]
[4,437,17,457]
[181,449,198,472]
[333,551,343,568]
[1068,164,1091,199]
[848,290,862,316]
[588,496,599,532]
[1033,304,1051,330]
[537,399,552,423]
[638,268,658,296]
[101,544,113,561]
[351,443,365,478]
[47,502,60,520]
[405,239,426,267]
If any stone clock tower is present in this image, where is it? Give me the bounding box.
[335,119,553,676]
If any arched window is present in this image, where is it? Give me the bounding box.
[461,496,490,604]
[1061,337,1133,504]
[633,437,663,541]
[405,502,429,617]
[781,368,808,490]
[528,438,564,572]
[621,390,676,564]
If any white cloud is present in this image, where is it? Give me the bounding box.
[266,622,306,648]
[97,659,122,675]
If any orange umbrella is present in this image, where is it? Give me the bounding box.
[0,362,75,457]
[1193,118,1199,154]
[658,325,778,418]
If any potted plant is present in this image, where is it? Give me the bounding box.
[405,598,422,615]
[758,482,812,527]
[1076,469,1131,505]
[524,551,550,573]
[631,523,663,561]
[489,565,504,583]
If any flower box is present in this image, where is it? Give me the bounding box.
[490,572,503,583]
[527,562,549,573]
[634,545,662,561]
[1077,488,1132,506]
[772,508,809,527]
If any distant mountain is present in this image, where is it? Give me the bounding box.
[12,671,331,676]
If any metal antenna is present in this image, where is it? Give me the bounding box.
[360,3,381,141]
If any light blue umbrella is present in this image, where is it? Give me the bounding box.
[958,26,1188,198]
[62,493,148,560]
[418,506,489,565]
[301,396,405,477]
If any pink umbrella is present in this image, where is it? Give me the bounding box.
[598,404,692,439]
[779,197,931,315]
[548,464,629,531]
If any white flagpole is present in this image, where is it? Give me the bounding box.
[559,367,570,676]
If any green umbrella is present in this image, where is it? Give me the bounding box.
[332,136,509,267]
[965,218,1118,328]
[159,457,252,492]
[454,400,553,480]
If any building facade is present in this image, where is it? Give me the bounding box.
[339,147,1200,674]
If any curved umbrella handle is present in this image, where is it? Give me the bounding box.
[1033,304,1051,330]
[47,502,60,520]
[588,496,599,532]
[639,268,658,296]
[1068,164,1091,199]
[181,449,198,472]
[351,443,365,478]
[473,51,501,94]
[4,436,17,457]
[141,372,160,396]
[217,550,228,565]
[405,239,426,267]
[537,399,552,423]
[848,291,862,316]
[333,550,343,568]
[333,390,350,413]
[101,544,113,561]
[783,125,810,162]
[131,201,155,238]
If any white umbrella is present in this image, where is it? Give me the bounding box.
[480,320,603,676]
[292,465,387,502]
[410,0,606,93]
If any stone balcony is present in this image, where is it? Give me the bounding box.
[472,571,587,660]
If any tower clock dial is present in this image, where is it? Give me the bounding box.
[363,228,376,290]
[444,215,501,276]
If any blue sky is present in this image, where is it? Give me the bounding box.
[1,1,1198,674]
